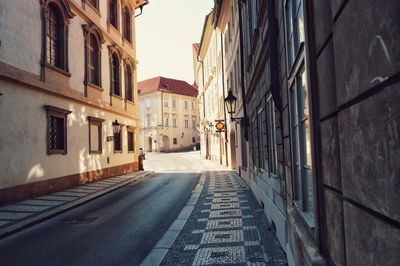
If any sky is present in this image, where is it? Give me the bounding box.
[135,0,214,85]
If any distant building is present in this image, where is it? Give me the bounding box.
[0,0,148,204]
[138,76,199,152]
[194,10,230,166]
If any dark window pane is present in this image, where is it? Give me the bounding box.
[128,131,134,151]
[114,132,121,151]
[49,116,65,150]
[112,54,120,95]
[46,4,63,68]
[89,35,100,85]
[124,8,131,42]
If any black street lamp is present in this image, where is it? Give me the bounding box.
[224,89,248,125]
[112,119,121,134]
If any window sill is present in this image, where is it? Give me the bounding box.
[126,99,135,105]
[128,150,135,153]
[45,64,71,77]
[123,38,133,47]
[85,1,101,17]
[112,93,123,100]
[88,83,103,91]
[113,150,122,154]
[89,151,102,155]
[108,23,120,35]
[48,150,67,155]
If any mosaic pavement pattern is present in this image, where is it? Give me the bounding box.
[161,171,287,266]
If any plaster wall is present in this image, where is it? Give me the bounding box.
[0,0,41,76]
[0,81,139,189]
[69,14,86,94]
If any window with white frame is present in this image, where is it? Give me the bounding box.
[184,100,188,109]
[172,114,177,127]
[164,113,169,127]
[290,67,314,224]
[164,97,169,107]
[184,115,189,128]
[146,114,151,128]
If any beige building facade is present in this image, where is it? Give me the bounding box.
[138,76,199,152]
[194,11,230,167]
[0,0,147,204]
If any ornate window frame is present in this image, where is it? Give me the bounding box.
[40,0,75,79]
[83,24,105,93]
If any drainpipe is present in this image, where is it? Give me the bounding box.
[220,32,228,143]
[238,0,248,140]
[197,54,206,121]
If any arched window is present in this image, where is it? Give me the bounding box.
[111,53,120,96]
[88,34,100,86]
[109,0,118,29]
[125,64,133,101]
[46,4,64,68]
[123,7,131,43]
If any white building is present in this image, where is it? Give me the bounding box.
[0,0,147,204]
[138,76,199,152]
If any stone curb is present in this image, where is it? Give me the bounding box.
[0,171,155,240]
[140,171,206,266]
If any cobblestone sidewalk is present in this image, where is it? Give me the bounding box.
[161,171,287,266]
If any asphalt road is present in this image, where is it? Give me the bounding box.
[0,152,201,266]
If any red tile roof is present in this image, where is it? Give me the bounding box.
[138,76,198,97]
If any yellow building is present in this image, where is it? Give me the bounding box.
[138,76,199,152]
[0,0,148,204]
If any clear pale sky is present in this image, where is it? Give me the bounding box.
[135,0,214,84]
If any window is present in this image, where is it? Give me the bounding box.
[164,97,169,107]
[109,0,118,29]
[111,53,120,96]
[127,127,134,152]
[172,98,176,108]
[87,0,98,9]
[146,114,151,127]
[285,0,305,69]
[88,34,100,86]
[192,117,196,129]
[191,101,194,110]
[114,126,122,153]
[256,106,265,169]
[172,114,177,127]
[88,116,104,154]
[185,119,189,128]
[46,4,64,69]
[290,68,314,223]
[146,98,150,108]
[173,138,177,145]
[192,137,196,144]
[45,105,72,155]
[164,113,169,127]
[125,64,133,101]
[123,7,131,43]
[266,97,278,175]
[184,101,188,109]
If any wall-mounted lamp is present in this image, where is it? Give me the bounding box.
[224,89,248,125]
[107,119,121,141]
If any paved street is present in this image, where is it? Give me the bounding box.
[0,151,286,265]
[0,152,202,266]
